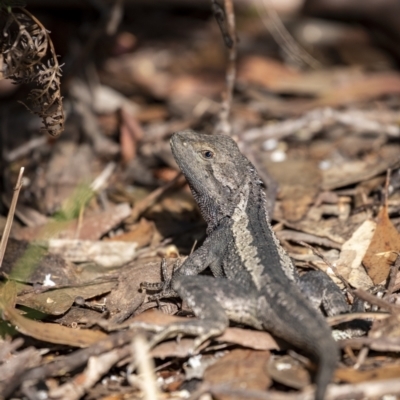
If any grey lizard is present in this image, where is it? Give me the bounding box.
[145,130,341,400]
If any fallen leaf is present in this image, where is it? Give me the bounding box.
[204,349,272,400]
[17,281,116,315]
[363,206,400,284]
[313,72,400,109]
[48,239,138,267]
[106,259,175,323]
[119,107,144,164]
[105,218,156,248]
[0,281,107,347]
[267,355,311,389]
[337,220,376,290]
[238,56,301,91]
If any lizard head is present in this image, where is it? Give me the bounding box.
[170,130,253,226]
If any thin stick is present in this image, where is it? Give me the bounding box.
[353,288,400,312]
[384,168,391,208]
[0,167,24,268]
[130,334,159,400]
[327,311,389,326]
[298,240,352,291]
[213,0,237,136]
[257,0,321,69]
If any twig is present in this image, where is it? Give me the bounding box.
[352,288,400,312]
[298,241,352,291]
[327,312,389,327]
[106,0,125,35]
[241,108,400,143]
[129,334,159,400]
[4,136,47,162]
[3,328,143,398]
[90,162,116,192]
[212,0,237,136]
[384,168,391,208]
[256,0,321,69]
[276,230,342,250]
[0,167,24,268]
[339,337,400,352]
[49,345,131,400]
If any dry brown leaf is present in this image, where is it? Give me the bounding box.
[204,349,272,400]
[336,364,400,384]
[17,281,116,315]
[363,206,400,285]
[267,355,311,389]
[3,305,107,347]
[266,159,321,222]
[106,218,156,248]
[119,107,144,164]
[151,338,208,359]
[0,281,107,347]
[312,72,400,109]
[106,259,175,323]
[238,56,301,91]
[220,327,279,351]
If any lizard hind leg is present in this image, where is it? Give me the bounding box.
[150,275,260,353]
[149,275,230,353]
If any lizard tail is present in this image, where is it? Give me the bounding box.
[314,347,337,400]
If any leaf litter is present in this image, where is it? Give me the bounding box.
[2,1,400,399]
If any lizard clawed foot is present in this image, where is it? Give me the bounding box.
[140,258,182,301]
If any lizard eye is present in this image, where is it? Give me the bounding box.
[201,150,214,159]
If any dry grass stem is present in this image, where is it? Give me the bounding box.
[0,166,24,268]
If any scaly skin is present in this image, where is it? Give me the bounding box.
[152,130,338,400]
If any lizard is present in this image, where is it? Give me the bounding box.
[144,130,341,400]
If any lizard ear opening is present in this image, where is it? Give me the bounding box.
[200,150,214,159]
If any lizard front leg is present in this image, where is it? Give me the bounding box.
[141,217,231,301]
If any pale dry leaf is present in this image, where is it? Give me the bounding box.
[336,219,375,290]
[48,239,138,268]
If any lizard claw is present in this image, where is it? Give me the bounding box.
[140,258,182,300]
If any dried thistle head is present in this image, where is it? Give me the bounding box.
[0,5,64,136]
